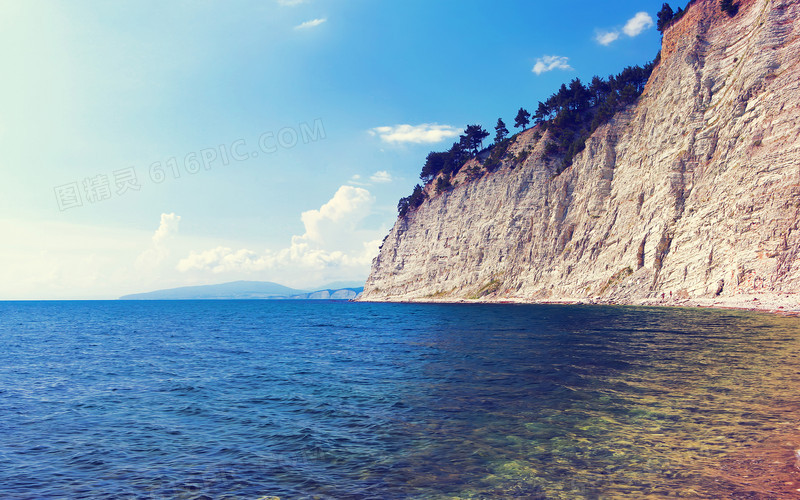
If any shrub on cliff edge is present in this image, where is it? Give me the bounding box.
[720,0,739,16]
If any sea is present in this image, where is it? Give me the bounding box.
[1,300,799,499]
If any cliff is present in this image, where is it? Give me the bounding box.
[361,0,800,309]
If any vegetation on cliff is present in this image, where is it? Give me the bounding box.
[531,64,653,170]
[657,3,687,33]
[720,0,739,16]
[397,0,738,218]
[657,0,738,35]
[397,62,654,216]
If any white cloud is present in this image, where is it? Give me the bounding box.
[177,186,381,277]
[369,124,461,144]
[137,212,181,268]
[596,12,654,46]
[294,18,326,30]
[370,171,392,183]
[623,12,654,37]
[152,212,180,245]
[300,185,373,243]
[177,247,264,274]
[532,55,573,75]
[347,174,369,186]
[595,30,620,46]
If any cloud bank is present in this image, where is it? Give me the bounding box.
[177,186,382,278]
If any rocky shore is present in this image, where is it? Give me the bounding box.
[361,292,800,317]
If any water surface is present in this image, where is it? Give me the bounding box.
[1,301,799,498]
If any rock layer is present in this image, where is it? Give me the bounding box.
[361,0,800,305]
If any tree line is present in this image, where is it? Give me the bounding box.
[657,1,737,35]
[397,58,655,217]
[537,62,654,170]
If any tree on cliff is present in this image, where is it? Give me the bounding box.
[494,118,508,144]
[398,184,426,217]
[589,76,610,107]
[656,3,674,33]
[514,108,531,130]
[420,151,446,182]
[569,78,591,111]
[419,141,469,182]
[435,173,452,194]
[720,0,738,16]
[461,125,489,155]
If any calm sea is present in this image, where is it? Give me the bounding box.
[1,301,799,499]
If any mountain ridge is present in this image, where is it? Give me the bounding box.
[120,280,364,300]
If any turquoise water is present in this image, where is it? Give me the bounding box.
[1,301,799,498]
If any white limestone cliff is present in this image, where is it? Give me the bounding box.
[361,0,800,310]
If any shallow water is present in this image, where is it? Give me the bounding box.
[1,301,799,498]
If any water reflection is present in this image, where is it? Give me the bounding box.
[373,305,800,499]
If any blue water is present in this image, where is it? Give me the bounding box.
[1,301,799,499]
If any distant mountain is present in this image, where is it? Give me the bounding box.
[315,280,365,290]
[119,280,363,300]
[301,288,364,300]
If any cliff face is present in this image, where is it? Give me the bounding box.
[362,0,800,304]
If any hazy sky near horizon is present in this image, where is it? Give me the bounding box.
[1,0,668,299]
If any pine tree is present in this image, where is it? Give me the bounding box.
[461,125,489,155]
[656,3,674,33]
[494,118,508,143]
[420,151,446,182]
[534,101,549,124]
[514,108,531,130]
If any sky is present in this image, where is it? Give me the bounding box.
[0,0,671,299]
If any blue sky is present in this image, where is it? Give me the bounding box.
[0,0,670,299]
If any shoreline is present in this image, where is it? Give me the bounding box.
[358,292,800,317]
